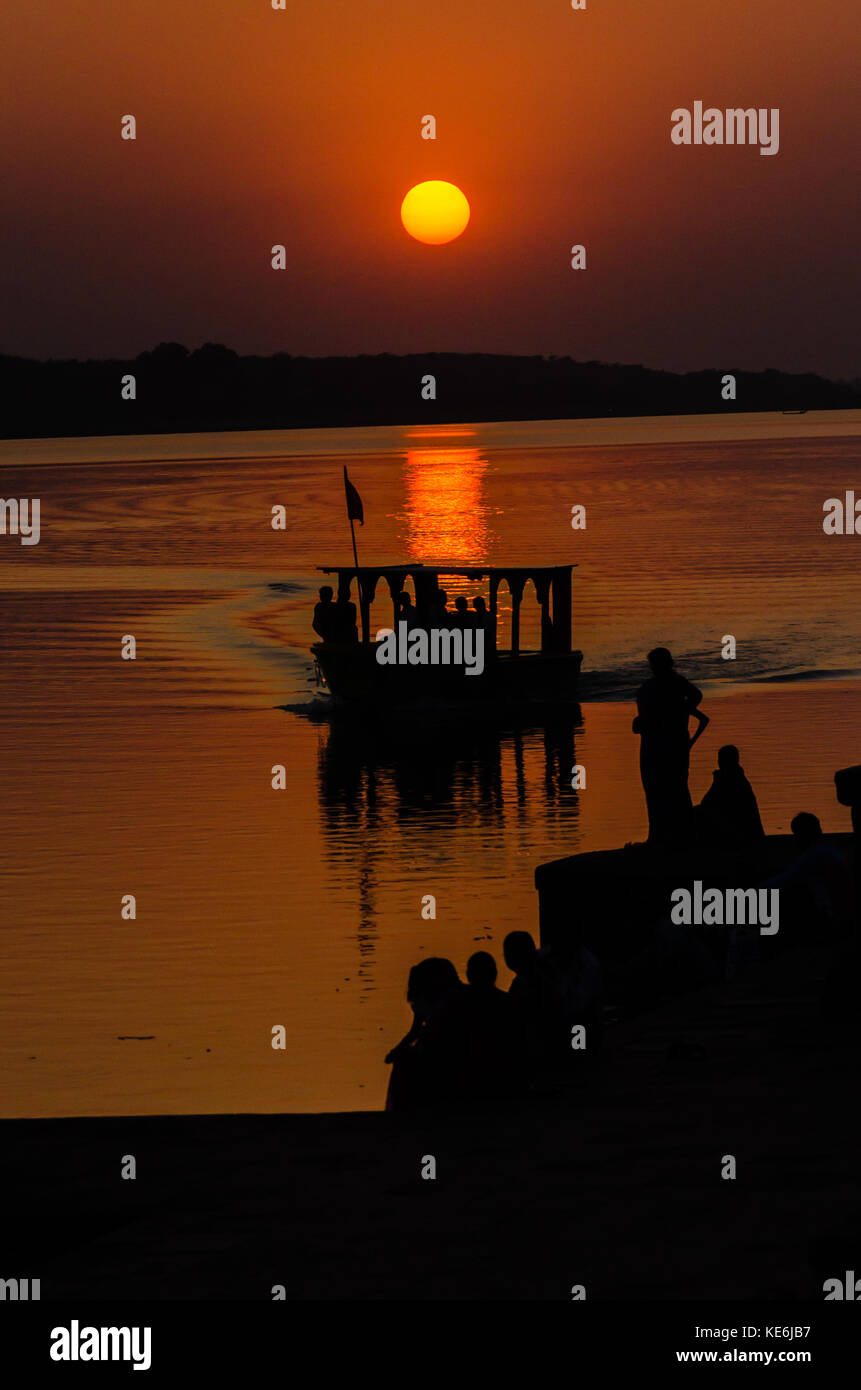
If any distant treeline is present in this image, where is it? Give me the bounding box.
[2,343,859,438]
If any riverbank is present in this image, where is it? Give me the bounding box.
[4,942,858,1301]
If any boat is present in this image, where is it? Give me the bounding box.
[311,561,583,707]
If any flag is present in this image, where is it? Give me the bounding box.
[344,467,364,526]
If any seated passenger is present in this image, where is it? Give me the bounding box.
[312,585,339,642]
[333,593,359,643]
[472,595,495,653]
[453,596,475,629]
[428,587,450,627]
[397,592,420,630]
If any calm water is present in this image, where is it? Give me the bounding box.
[1,412,860,1116]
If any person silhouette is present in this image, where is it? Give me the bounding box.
[472,595,495,655]
[384,957,469,1111]
[463,950,523,1096]
[763,812,852,944]
[334,591,359,643]
[453,595,474,629]
[312,585,339,642]
[397,591,419,630]
[633,647,708,845]
[697,744,765,847]
[466,949,503,992]
[503,931,568,1072]
[429,588,450,626]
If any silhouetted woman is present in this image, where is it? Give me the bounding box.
[633,647,708,845]
[384,958,468,1111]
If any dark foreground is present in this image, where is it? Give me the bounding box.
[3,946,858,1302]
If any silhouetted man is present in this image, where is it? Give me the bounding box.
[634,647,708,845]
[472,595,495,654]
[463,950,523,1097]
[764,812,852,943]
[334,592,359,643]
[397,592,419,630]
[697,744,765,847]
[466,950,501,991]
[385,958,469,1111]
[453,595,474,629]
[429,587,450,626]
[312,585,339,642]
[503,930,567,1072]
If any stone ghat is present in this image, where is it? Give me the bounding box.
[534,834,854,959]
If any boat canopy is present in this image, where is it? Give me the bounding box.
[317,562,576,655]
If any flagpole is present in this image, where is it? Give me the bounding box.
[344,466,367,644]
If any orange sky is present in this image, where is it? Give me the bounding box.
[2,0,858,374]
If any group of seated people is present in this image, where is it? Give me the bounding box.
[384,929,603,1112]
[312,584,496,647]
[396,589,494,643]
[312,586,358,644]
[693,745,850,938]
[384,746,855,1111]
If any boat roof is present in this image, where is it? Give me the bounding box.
[318,562,576,578]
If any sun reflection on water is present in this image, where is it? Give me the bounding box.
[403,448,492,563]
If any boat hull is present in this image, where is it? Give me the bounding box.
[312,642,582,707]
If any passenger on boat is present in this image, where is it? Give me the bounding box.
[312,586,339,642]
[313,585,358,643]
[472,595,495,653]
[397,591,421,630]
[333,593,359,643]
[696,744,765,847]
[453,595,475,628]
[428,587,451,627]
[634,647,709,845]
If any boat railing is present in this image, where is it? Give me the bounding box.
[316,561,577,657]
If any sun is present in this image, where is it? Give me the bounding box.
[400,181,470,245]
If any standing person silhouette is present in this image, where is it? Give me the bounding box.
[633,647,708,845]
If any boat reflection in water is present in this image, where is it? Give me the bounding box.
[314,709,582,845]
[302,705,584,1009]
